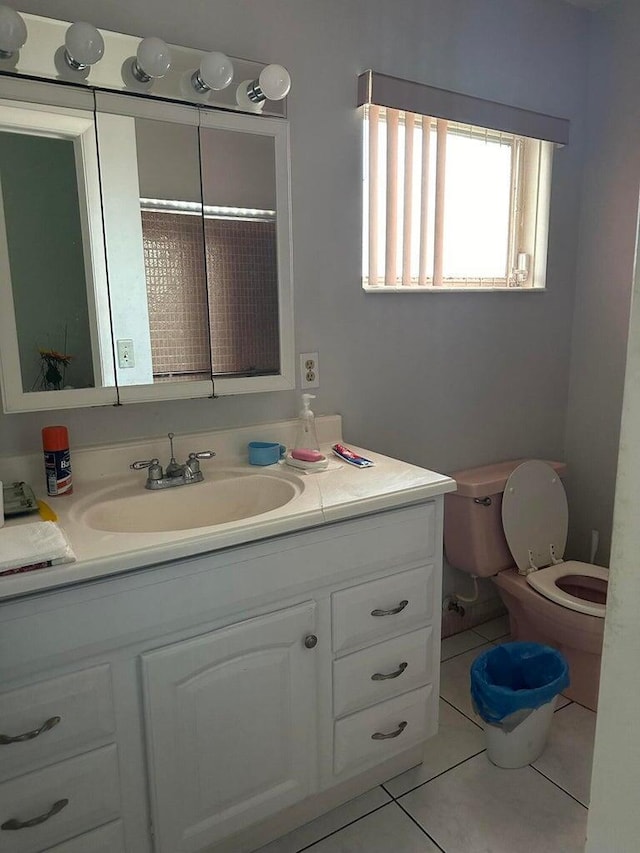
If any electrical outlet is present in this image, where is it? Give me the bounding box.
[117,339,135,369]
[300,352,319,389]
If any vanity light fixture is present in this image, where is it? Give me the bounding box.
[64,21,105,70]
[0,5,27,58]
[131,36,172,82]
[236,63,291,110]
[190,51,234,93]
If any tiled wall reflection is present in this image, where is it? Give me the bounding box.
[142,212,210,378]
[142,211,280,380]
[205,218,279,376]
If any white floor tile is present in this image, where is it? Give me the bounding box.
[473,614,511,641]
[254,788,391,853]
[300,801,440,852]
[440,629,487,662]
[439,643,491,722]
[556,694,572,711]
[384,699,485,797]
[533,702,596,806]
[401,752,587,853]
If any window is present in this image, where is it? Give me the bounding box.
[358,72,568,292]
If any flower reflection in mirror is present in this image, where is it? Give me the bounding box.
[34,349,73,391]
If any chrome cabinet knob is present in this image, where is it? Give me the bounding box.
[304,634,318,649]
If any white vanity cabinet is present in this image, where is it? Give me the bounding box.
[141,602,318,853]
[0,499,445,853]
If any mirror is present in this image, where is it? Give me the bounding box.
[0,80,294,412]
[199,124,280,379]
[3,132,96,391]
[96,100,213,402]
[0,95,116,412]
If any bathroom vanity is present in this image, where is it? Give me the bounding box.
[0,418,455,853]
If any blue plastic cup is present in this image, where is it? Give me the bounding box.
[248,441,286,466]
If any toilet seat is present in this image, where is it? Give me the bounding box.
[501,460,608,618]
[526,560,608,618]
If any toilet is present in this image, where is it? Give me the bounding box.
[444,459,607,711]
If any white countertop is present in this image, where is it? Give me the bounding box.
[0,416,455,601]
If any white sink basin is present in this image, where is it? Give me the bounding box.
[74,468,303,533]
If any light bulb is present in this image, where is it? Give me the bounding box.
[244,63,291,106]
[64,21,104,70]
[258,64,291,101]
[0,5,27,58]
[191,51,233,93]
[133,36,171,82]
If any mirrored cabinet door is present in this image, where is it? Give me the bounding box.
[0,87,117,412]
[95,93,214,403]
[199,111,294,396]
[199,124,280,379]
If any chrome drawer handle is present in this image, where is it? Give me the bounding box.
[0,715,61,745]
[371,600,408,617]
[371,720,408,740]
[371,662,408,681]
[2,798,69,831]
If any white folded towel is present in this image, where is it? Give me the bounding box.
[0,521,76,574]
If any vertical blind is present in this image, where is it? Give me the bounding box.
[364,107,518,288]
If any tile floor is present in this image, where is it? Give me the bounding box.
[257,615,594,853]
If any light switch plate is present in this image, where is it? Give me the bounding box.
[117,339,135,368]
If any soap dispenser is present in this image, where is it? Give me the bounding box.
[286,394,329,470]
[293,393,320,453]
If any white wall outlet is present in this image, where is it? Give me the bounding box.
[300,352,319,389]
[117,339,135,369]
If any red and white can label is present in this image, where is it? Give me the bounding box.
[44,448,72,496]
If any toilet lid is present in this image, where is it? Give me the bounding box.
[501,460,568,574]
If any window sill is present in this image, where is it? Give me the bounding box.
[362,285,547,294]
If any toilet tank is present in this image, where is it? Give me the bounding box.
[445,459,567,577]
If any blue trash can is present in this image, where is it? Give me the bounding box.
[471,642,569,768]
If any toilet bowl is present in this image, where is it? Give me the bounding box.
[444,459,607,711]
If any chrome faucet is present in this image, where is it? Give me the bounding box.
[130,432,216,490]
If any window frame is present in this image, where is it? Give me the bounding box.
[358,71,566,295]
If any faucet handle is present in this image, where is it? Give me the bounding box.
[130,458,163,481]
[185,451,216,477]
[130,458,160,470]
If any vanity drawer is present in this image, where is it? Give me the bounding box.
[0,664,115,782]
[333,684,433,777]
[44,819,125,852]
[333,627,434,717]
[332,564,434,653]
[0,744,121,853]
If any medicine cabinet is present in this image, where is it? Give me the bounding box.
[0,15,294,413]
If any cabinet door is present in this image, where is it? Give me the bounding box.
[141,602,318,853]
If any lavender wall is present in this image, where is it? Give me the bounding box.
[1,0,589,474]
[564,0,640,564]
